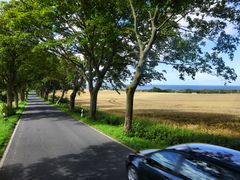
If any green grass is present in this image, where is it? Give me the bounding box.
[50,101,240,151]
[0,102,26,157]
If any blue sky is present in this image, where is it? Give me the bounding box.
[152,46,240,86]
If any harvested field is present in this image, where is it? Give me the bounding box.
[57,90,240,137]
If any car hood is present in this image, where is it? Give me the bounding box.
[139,149,159,155]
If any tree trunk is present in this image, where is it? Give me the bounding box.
[7,84,14,116]
[89,89,98,120]
[124,59,143,132]
[69,75,84,111]
[26,90,28,100]
[69,79,81,111]
[41,89,44,98]
[52,88,56,103]
[14,90,19,109]
[20,89,25,101]
[44,89,49,101]
[56,89,65,104]
[124,87,136,132]
[6,57,16,116]
[70,89,77,111]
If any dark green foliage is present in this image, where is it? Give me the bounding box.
[72,105,123,125]
[49,95,69,103]
[58,97,69,104]
[0,102,7,117]
[179,89,240,94]
[142,88,240,94]
[131,119,240,150]
[96,111,123,125]
[145,87,171,92]
[0,92,7,103]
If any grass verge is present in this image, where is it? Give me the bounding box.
[49,101,240,151]
[52,103,163,151]
[0,102,26,157]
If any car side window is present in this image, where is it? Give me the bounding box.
[179,156,240,180]
[149,150,182,172]
[179,157,219,179]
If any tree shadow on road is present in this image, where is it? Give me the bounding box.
[0,142,129,180]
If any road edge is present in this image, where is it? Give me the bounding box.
[45,101,136,153]
[0,113,22,169]
[79,119,136,153]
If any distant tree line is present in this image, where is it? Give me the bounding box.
[142,87,240,94]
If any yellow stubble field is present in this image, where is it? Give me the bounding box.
[58,90,240,137]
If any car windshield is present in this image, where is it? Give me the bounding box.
[149,151,182,172]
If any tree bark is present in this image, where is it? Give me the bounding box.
[6,58,16,116]
[69,75,84,111]
[26,90,28,100]
[89,89,98,119]
[88,77,102,120]
[44,89,49,101]
[14,90,19,109]
[70,89,77,111]
[56,89,65,104]
[124,87,136,131]
[52,88,56,103]
[124,59,143,132]
[41,89,44,98]
[7,83,14,116]
[20,89,25,101]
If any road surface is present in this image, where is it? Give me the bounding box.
[0,93,131,180]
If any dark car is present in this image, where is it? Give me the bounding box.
[126,143,240,180]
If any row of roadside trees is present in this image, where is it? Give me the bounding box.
[0,0,240,132]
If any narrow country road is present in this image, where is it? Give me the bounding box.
[0,93,131,180]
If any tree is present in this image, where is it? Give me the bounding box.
[69,72,85,111]
[0,1,36,114]
[25,0,130,119]
[55,60,71,105]
[56,59,86,111]
[124,0,240,131]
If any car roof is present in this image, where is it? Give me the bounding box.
[167,143,240,168]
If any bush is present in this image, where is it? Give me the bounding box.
[131,119,240,150]
[0,92,7,103]
[146,87,171,93]
[72,107,122,125]
[0,102,7,117]
[97,111,123,125]
[59,97,69,104]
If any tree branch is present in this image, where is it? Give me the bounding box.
[129,0,143,51]
[157,13,174,30]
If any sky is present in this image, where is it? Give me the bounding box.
[153,49,240,86]
[152,36,240,86]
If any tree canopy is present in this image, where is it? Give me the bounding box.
[0,0,239,132]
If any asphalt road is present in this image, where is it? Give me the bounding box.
[0,93,131,180]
